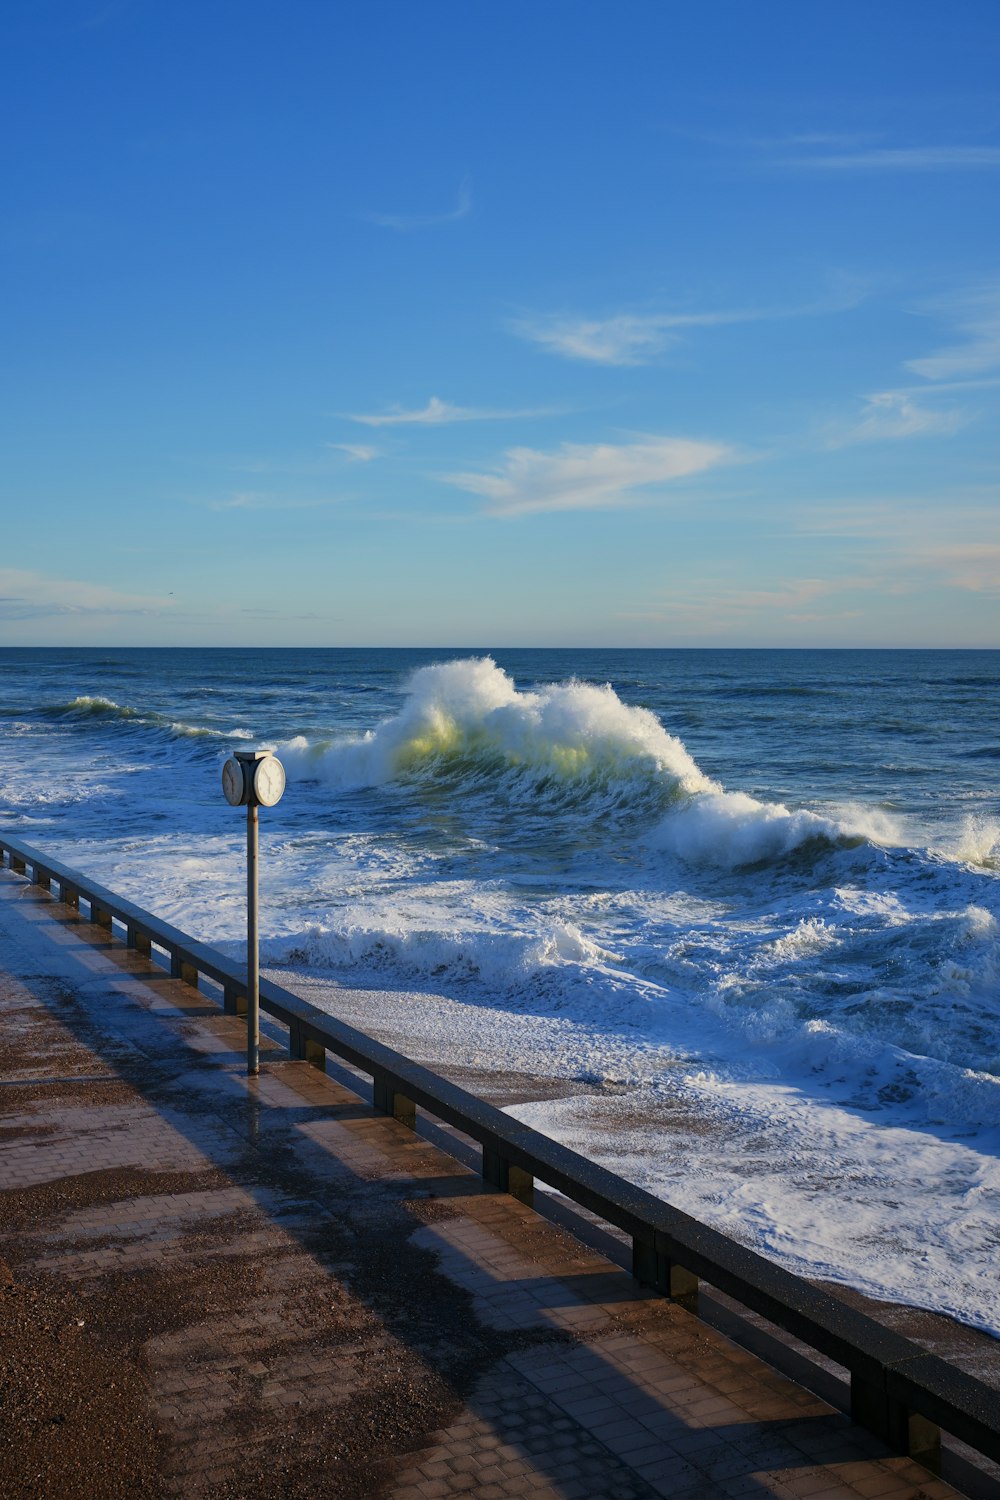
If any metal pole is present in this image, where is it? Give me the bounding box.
[247,800,259,1076]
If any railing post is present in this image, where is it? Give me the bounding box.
[10,854,26,874]
[223,984,246,1016]
[850,1378,941,1472]
[850,1376,906,1448]
[90,901,112,930]
[635,1240,699,1307]
[373,1077,416,1128]
[481,1144,534,1205]
[170,953,198,986]
[907,1413,941,1472]
[304,1039,326,1071]
[58,881,80,910]
[289,1025,326,1072]
[126,924,151,955]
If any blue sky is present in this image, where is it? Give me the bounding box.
[3,0,999,646]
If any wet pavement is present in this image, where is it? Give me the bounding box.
[0,869,963,1500]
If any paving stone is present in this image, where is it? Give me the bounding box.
[0,873,969,1500]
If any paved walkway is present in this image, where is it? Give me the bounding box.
[0,871,960,1500]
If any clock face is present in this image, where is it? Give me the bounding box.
[253,755,285,807]
[222,757,247,806]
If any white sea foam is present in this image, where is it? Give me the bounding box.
[6,648,1000,1333]
[280,657,905,869]
[507,1085,1000,1335]
[282,656,709,797]
[950,813,1000,868]
[650,790,844,866]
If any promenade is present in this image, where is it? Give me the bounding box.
[0,870,960,1500]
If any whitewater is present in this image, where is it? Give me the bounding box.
[1,646,998,1334]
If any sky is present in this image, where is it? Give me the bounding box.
[2,0,1000,647]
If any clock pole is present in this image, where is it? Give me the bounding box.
[246,797,260,1076]
[222,749,286,1078]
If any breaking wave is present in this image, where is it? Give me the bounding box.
[281,658,895,867]
[38,694,251,746]
[51,695,141,720]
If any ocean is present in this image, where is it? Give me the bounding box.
[1,646,998,1332]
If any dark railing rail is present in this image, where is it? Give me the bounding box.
[2,829,997,1476]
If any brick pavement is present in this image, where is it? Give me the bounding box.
[0,871,963,1499]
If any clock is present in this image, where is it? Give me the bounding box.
[222,757,248,806]
[252,754,286,807]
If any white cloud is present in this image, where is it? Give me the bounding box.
[511,309,756,366]
[206,491,343,512]
[797,494,1000,538]
[0,569,172,621]
[778,146,1000,172]
[359,176,471,231]
[327,442,378,461]
[795,502,920,539]
[832,389,967,445]
[347,395,551,427]
[906,287,1000,380]
[618,576,872,633]
[511,282,864,366]
[698,129,873,151]
[443,435,730,517]
[649,578,839,613]
[792,497,1000,595]
[910,542,1000,593]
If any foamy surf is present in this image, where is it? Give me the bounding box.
[3,644,999,1333]
[280,657,899,867]
[281,657,708,809]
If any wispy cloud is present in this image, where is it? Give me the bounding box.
[443,435,730,517]
[511,281,864,366]
[70,0,134,32]
[682,124,1000,177]
[346,395,552,427]
[0,569,171,621]
[778,145,1000,173]
[206,491,344,512]
[359,176,471,231]
[239,606,329,621]
[327,442,379,461]
[797,495,1000,539]
[743,132,869,151]
[668,125,874,152]
[511,308,760,366]
[831,389,968,445]
[618,576,871,632]
[906,286,1000,380]
[908,541,1000,593]
[793,497,1000,595]
[646,578,837,613]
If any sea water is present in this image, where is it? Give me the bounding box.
[1,647,998,1331]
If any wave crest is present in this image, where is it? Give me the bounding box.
[281,657,898,866]
[282,657,711,801]
[56,695,140,720]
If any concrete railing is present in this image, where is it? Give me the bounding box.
[2,829,998,1478]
